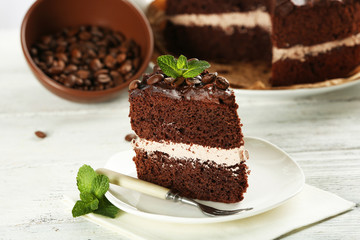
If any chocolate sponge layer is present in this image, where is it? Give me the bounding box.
[164,23,272,63]
[133,149,249,203]
[272,1,360,47]
[271,45,360,86]
[129,85,243,149]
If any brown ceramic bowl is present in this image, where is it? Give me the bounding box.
[21,0,153,102]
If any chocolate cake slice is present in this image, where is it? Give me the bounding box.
[128,55,249,203]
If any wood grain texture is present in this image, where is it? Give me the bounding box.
[0,30,359,239]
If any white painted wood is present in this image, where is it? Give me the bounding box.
[0,29,359,240]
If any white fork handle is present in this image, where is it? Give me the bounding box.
[96,168,170,200]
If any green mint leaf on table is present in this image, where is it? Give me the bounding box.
[92,175,109,199]
[157,54,210,79]
[94,197,120,218]
[72,198,99,217]
[72,164,119,218]
[76,164,97,193]
[157,55,181,78]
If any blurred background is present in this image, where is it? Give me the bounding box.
[0,0,34,29]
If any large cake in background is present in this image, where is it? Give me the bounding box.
[159,0,360,86]
[165,0,273,62]
[128,55,249,203]
[271,0,360,86]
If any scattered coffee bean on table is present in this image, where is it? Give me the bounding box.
[35,131,47,139]
[125,133,137,142]
[31,25,142,91]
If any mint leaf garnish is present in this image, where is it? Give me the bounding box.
[92,175,109,199]
[94,197,119,218]
[157,55,181,78]
[72,200,95,217]
[72,195,99,217]
[183,60,211,78]
[157,54,210,80]
[72,164,119,218]
[176,55,188,70]
[77,164,97,193]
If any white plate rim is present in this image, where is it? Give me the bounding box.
[233,78,360,98]
[105,136,305,224]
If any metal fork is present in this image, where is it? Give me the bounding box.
[166,191,253,217]
[97,168,253,217]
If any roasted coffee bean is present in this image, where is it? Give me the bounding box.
[84,79,92,86]
[64,64,78,74]
[48,60,65,75]
[215,76,230,90]
[35,131,47,139]
[45,55,54,66]
[147,74,164,85]
[94,69,109,77]
[125,133,137,142]
[64,75,75,87]
[129,79,141,90]
[116,53,126,63]
[41,35,52,45]
[71,48,82,59]
[31,25,141,91]
[78,31,92,41]
[75,77,84,86]
[171,77,185,88]
[30,48,38,56]
[89,58,103,71]
[164,77,175,84]
[97,74,111,83]
[187,58,199,62]
[186,77,201,86]
[104,55,116,68]
[55,52,68,63]
[76,70,90,79]
[202,72,217,84]
[119,60,132,74]
[152,65,161,73]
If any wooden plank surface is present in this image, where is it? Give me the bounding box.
[0,30,359,240]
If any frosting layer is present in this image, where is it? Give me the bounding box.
[132,138,248,166]
[168,10,272,32]
[273,32,360,62]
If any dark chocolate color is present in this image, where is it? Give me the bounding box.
[133,150,249,203]
[273,0,360,47]
[129,82,243,149]
[164,23,272,63]
[271,45,360,86]
[166,0,273,15]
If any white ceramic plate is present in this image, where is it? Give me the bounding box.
[233,78,360,98]
[104,137,305,224]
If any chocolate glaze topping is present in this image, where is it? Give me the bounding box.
[129,65,234,105]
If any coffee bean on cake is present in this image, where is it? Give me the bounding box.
[125,133,137,142]
[31,25,142,91]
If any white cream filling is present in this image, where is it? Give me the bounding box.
[168,9,272,34]
[273,32,360,62]
[132,138,248,166]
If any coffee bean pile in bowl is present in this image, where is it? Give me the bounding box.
[31,25,140,91]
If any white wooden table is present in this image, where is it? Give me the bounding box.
[0,28,359,239]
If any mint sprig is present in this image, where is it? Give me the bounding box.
[72,165,119,218]
[157,55,210,79]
